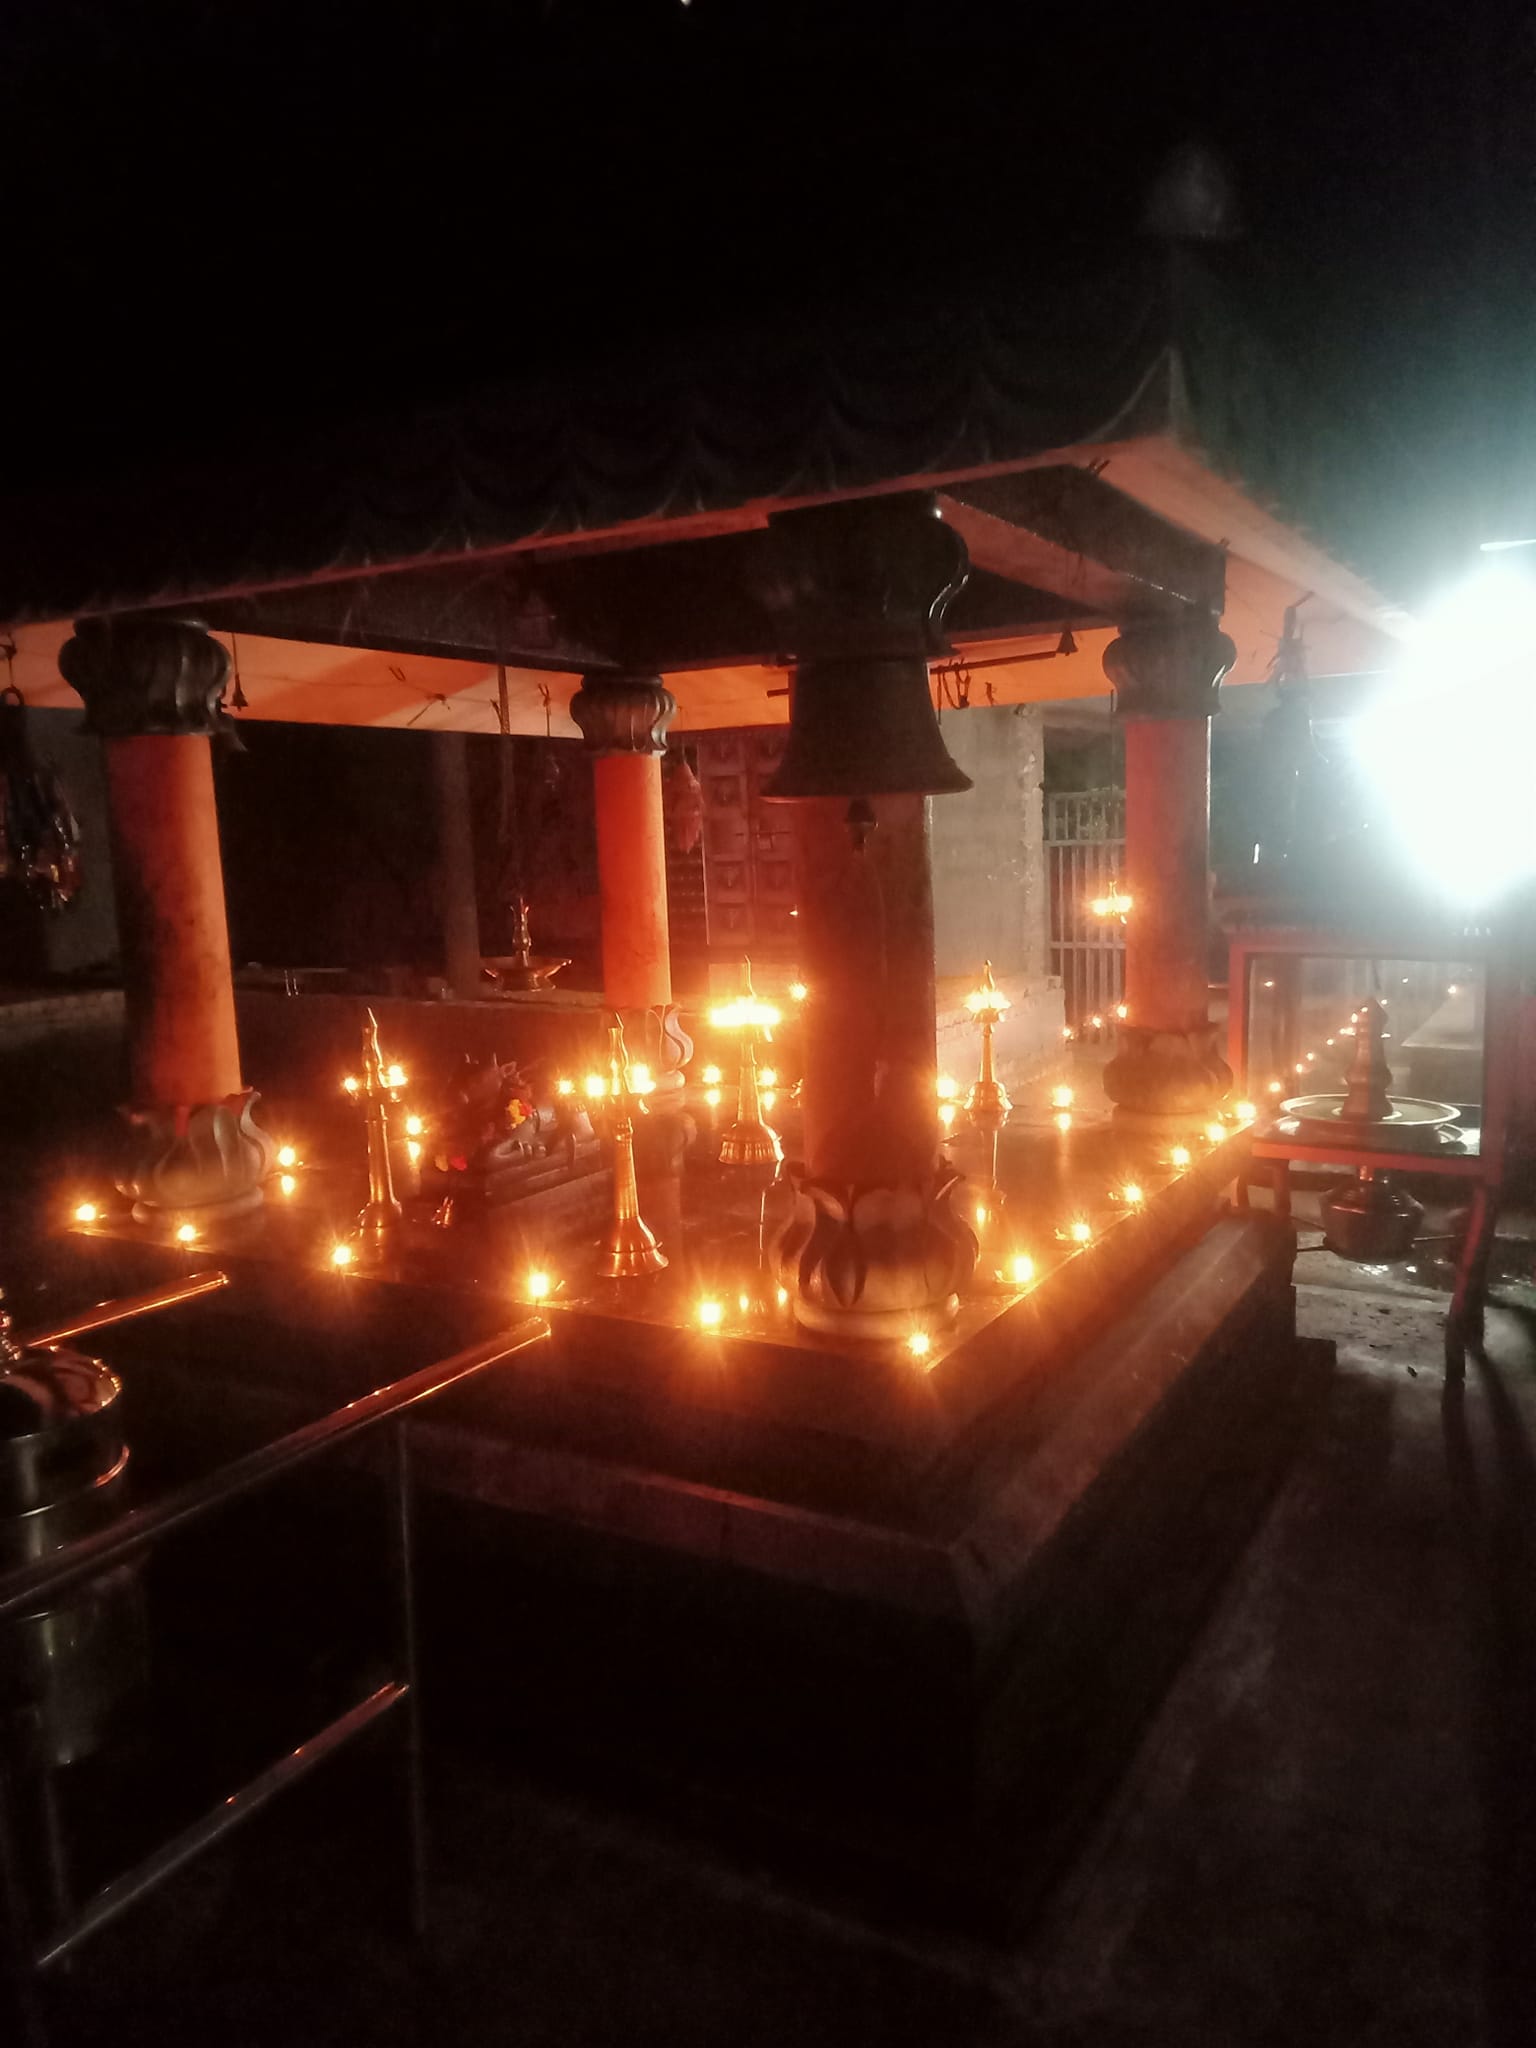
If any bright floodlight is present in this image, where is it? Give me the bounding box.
[1350,559,1536,905]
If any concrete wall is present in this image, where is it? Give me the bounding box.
[930,704,1048,980]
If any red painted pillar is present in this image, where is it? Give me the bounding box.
[794,794,939,1185]
[762,494,977,1336]
[60,617,270,1219]
[592,752,672,1010]
[1122,719,1212,1036]
[1102,615,1236,1123]
[103,734,244,1108]
[571,673,686,1095]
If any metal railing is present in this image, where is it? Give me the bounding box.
[0,1310,551,2046]
[1045,787,1126,1028]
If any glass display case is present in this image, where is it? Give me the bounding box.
[1226,926,1518,1376]
[1237,949,1487,1154]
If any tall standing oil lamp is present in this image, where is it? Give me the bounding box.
[346,1009,406,1260]
[962,961,1012,1223]
[599,1015,668,1277]
[964,962,1012,1125]
[710,959,783,1169]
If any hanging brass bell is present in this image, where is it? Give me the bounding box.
[762,655,973,799]
[759,494,974,801]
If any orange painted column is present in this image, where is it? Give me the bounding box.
[793,794,938,1184]
[1101,615,1236,1122]
[103,734,244,1108]
[570,674,679,1083]
[1122,718,1212,1036]
[60,615,270,1219]
[592,752,672,1010]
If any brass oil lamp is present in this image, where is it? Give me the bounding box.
[598,1015,668,1278]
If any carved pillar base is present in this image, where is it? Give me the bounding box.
[118,1090,275,1224]
[618,1003,693,1108]
[1102,1023,1232,1126]
[776,1168,978,1338]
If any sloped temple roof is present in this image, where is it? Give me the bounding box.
[0,251,1412,731]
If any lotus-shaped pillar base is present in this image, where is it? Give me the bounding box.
[1102,1024,1231,1126]
[118,1090,274,1223]
[776,1168,979,1338]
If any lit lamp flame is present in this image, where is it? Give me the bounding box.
[1008,1253,1035,1286]
[1069,1220,1092,1245]
[331,1242,354,1269]
[1122,1183,1145,1205]
[628,1063,657,1096]
[557,1077,574,1097]
[385,1063,407,1092]
[1089,889,1134,920]
[174,1222,198,1245]
[907,1331,932,1359]
[584,1073,607,1100]
[1051,1085,1074,1110]
[73,1201,99,1224]
[709,996,782,1032]
[701,1065,722,1087]
[403,1115,424,1138]
[789,982,808,1002]
[1204,1121,1227,1145]
[276,1144,298,1170]
[697,1298,724,1330]
[758,1068,778,1089]
[1235,1100,1257,1122]
[963,962,1012,1021]
[526,1270,552,1302]
[935,1074,959,1100]
[1170,1144,1192,1168]
[1115,1002,1128,1021]
[343,1075,360,1095]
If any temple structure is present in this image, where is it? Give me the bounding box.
[0,242,1420,1880]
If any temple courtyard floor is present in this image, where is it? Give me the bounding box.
[37,1216,1536,2048]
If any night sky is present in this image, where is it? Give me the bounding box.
[1,0,1530,589]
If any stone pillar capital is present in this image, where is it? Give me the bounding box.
[570,672,677,756]
[1102,614,1235,720]
[60,616,235,740]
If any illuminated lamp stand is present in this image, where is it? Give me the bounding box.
[344,1010,408,1264]
[599,1016,668,1279]
[963,961,1011,1226]
[713,962,783,1171]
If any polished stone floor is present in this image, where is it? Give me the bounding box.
[34,1233,1535,2047]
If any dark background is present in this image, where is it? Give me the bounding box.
[0,0,1530,592]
